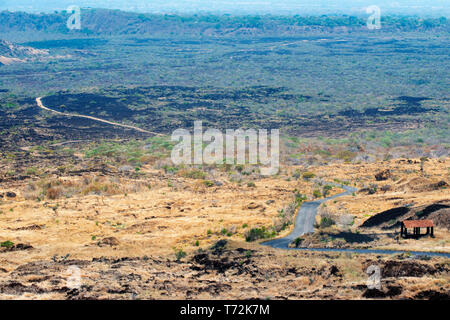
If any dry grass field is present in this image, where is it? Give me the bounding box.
[0,157,448,299]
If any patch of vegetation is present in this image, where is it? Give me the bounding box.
[313,189,322,198]
[302,172,315,181]
[182,169,207,180]
[322,185,333,197]
[203,180,214,187]
[319,216,336,229]
[1,240,14,248]
[174,248,187,261]
[416,211,426,217]
[294,237,303,247]
[245,226,276,242]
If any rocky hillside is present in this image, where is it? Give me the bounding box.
[0,40,48,65]
[0,9,448,37]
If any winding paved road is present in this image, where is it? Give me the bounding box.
[34,97,450,258]
[36,97,162,136]
[263,185,450,258]
[263,185,357,249]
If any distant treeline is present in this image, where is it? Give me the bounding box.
[0,9,448,36]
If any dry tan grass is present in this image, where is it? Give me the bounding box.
[0,158,448,299]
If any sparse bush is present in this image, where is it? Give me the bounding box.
[313,189,322,198]
[46,187,62,200]
[302,171,315,180]
[339,214,355,229]
[175,248,187,261]
[182,169,206,179]
[416,211,425,217]
[322,185,333,197]
[1,240,14,248]
[388,219,397,226]
[336,150,356,162]
[245,226,275,242]
[294,237,303,247]
[294,192,307,205]
[320,216,335,228]
[23,183,41,200]
[203,180,214,187]
[25,167,39,176]
[162,164,179,174]
[274,201,297,233]
[24,175,149,200]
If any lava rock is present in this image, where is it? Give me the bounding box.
[375,169,392,181]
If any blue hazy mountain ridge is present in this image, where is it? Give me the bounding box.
[1,0,449,16]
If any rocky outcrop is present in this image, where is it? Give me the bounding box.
[375,169,392,181]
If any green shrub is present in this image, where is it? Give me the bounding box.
[322,185,333,197]
[162,165,179,174]
[313,189,322,198]
[26,167,39,175]
[175,248,187,261]
[320,216,335,228]
[1,240,14,248]
[415,211,425,217]
[302,172,315,180]
[245,226,275,242]
[294,237,303,247]
[388,219,397,226]
[183,169,206,179]
[203,180,214,187]
[336,150,356,162]
[294,192,307,206]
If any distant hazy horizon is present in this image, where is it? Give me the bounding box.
[0,0,449,16]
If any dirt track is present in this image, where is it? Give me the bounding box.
[36,97,161,135]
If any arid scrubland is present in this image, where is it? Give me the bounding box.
[0,154,448,299]
[0,8,449,301]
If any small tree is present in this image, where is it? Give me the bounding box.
[322,185,333,197]
[313,189,322,198]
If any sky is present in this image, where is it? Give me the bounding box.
[0,0,449,16]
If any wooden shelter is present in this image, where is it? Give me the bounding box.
[401,220,434,238]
